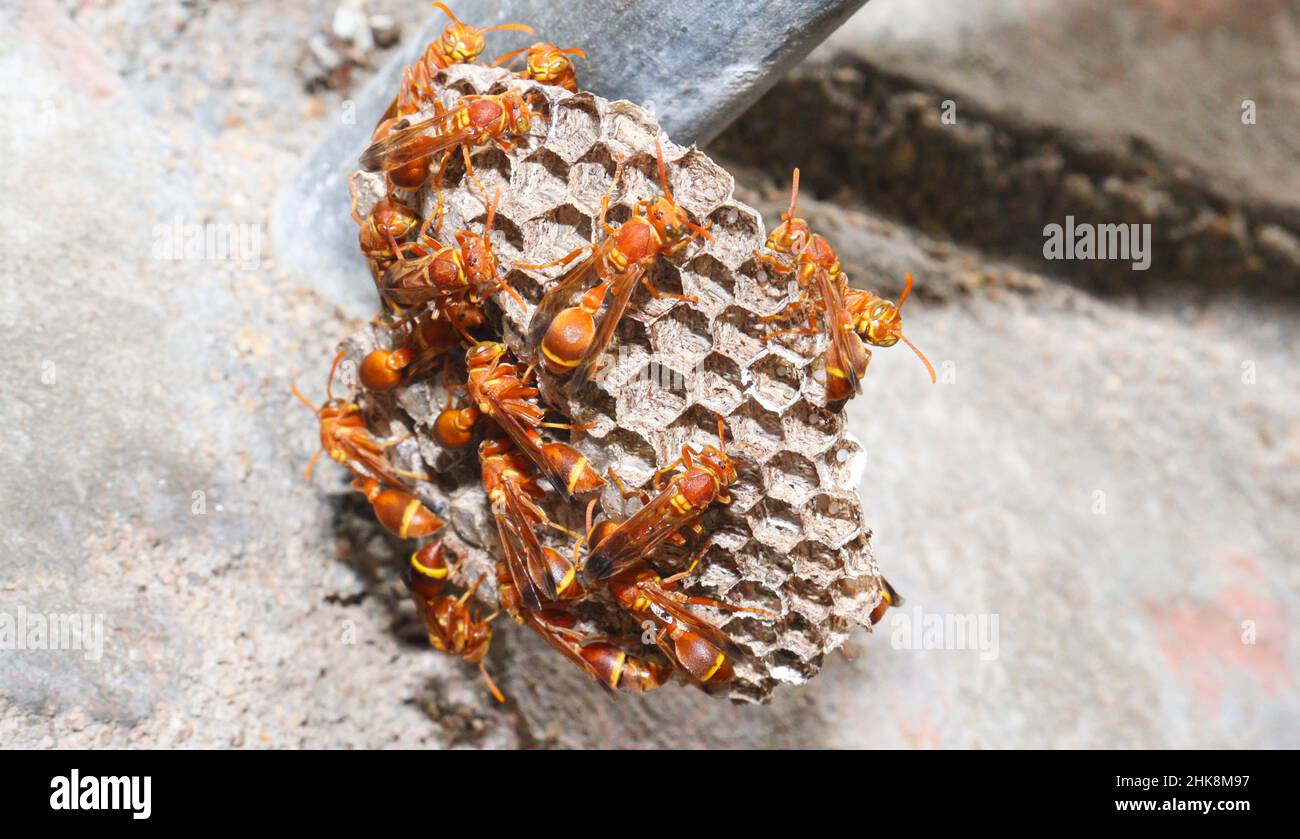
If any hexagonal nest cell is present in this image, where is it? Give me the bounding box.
[340,64,887,703]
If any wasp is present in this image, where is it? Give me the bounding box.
[844,273,934,380]
[407,541,503,702]
[353,477,444,540]
[349,180,419,280]
[584,503,772,686]
[493,559,671,693]
[430,392,481,449]
[755,169,935,402]
[358,302,486,393]
[522,140,711,386]
[479,430,571,611]
[582,416,737,584]
[292,352,427,488]
[379,189,521,313]
[465,341,605,501]
[602,563,751,686]
[361,91,541,224]
[493,42,587,91]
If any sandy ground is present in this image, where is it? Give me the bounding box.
[0,0,1295,748]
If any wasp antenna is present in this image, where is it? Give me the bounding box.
[897,272,915,310]
[290,383,318,414]
[480,662,506,703]
[900,333,937,383]
[481,22,535,35]
[492,46,528,67]
[563,47,588,59]
[583,498,599,545]
[485,188,500,234]
[716,415,727,450]
[654,139,673,204]
[325,351,346,401]
[783,168,800,222]
[431,2,462,26]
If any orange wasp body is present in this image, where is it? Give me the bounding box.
[582,417,737,584]
[756,170,935,402]
[358,302,485,393]
[524,141,710,386]
[350,184,420,277]
[353,477,444,539]
[465,341,604,501]
[479,431,569,610]
[493,561,671,693]
[494,42,586,91]
[583,501,772,686]
[869,576,903,626]
[408,542,503,702]
[293,354,441,538]
[379,190,519,311]
[603,566,743,686]
[293,353,427,489]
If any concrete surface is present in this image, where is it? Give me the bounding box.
[0,0,1295,748]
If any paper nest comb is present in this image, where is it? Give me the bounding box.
[343,63,886,703]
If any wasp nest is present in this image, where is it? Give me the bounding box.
[343,64,885,703]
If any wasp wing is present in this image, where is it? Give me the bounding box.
[571,263,645,389]
[816,269,869,395]
[501,480,559,604]
[483,392,582,503]
[582,488,687,583]
[525,252,599,347]
[638,584,745,662]
[359,109,472,172]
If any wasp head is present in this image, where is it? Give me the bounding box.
[857,299,903,347]
[465,340,507,370]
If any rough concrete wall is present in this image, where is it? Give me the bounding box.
[2,0,1295,748]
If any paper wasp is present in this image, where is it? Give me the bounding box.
[493,560,671,693]
[353,477,444,540]
[293,353,443,538]
[349,182,419,278]
[379,189,521,312]
[523,140,710,387]
[493,42,587,92]
[755,169,935,402]
[358,302,485,393]
[869,576,903,626]
[582,416,737,584]
[292,352,427,489]
[407,541,503,702]
[465,341,605,501]
[361,91,542,224]
[479,430,569,611]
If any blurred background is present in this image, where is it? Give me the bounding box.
[1,0,1295,748]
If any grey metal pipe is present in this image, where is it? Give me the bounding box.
[274,0,869,312]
